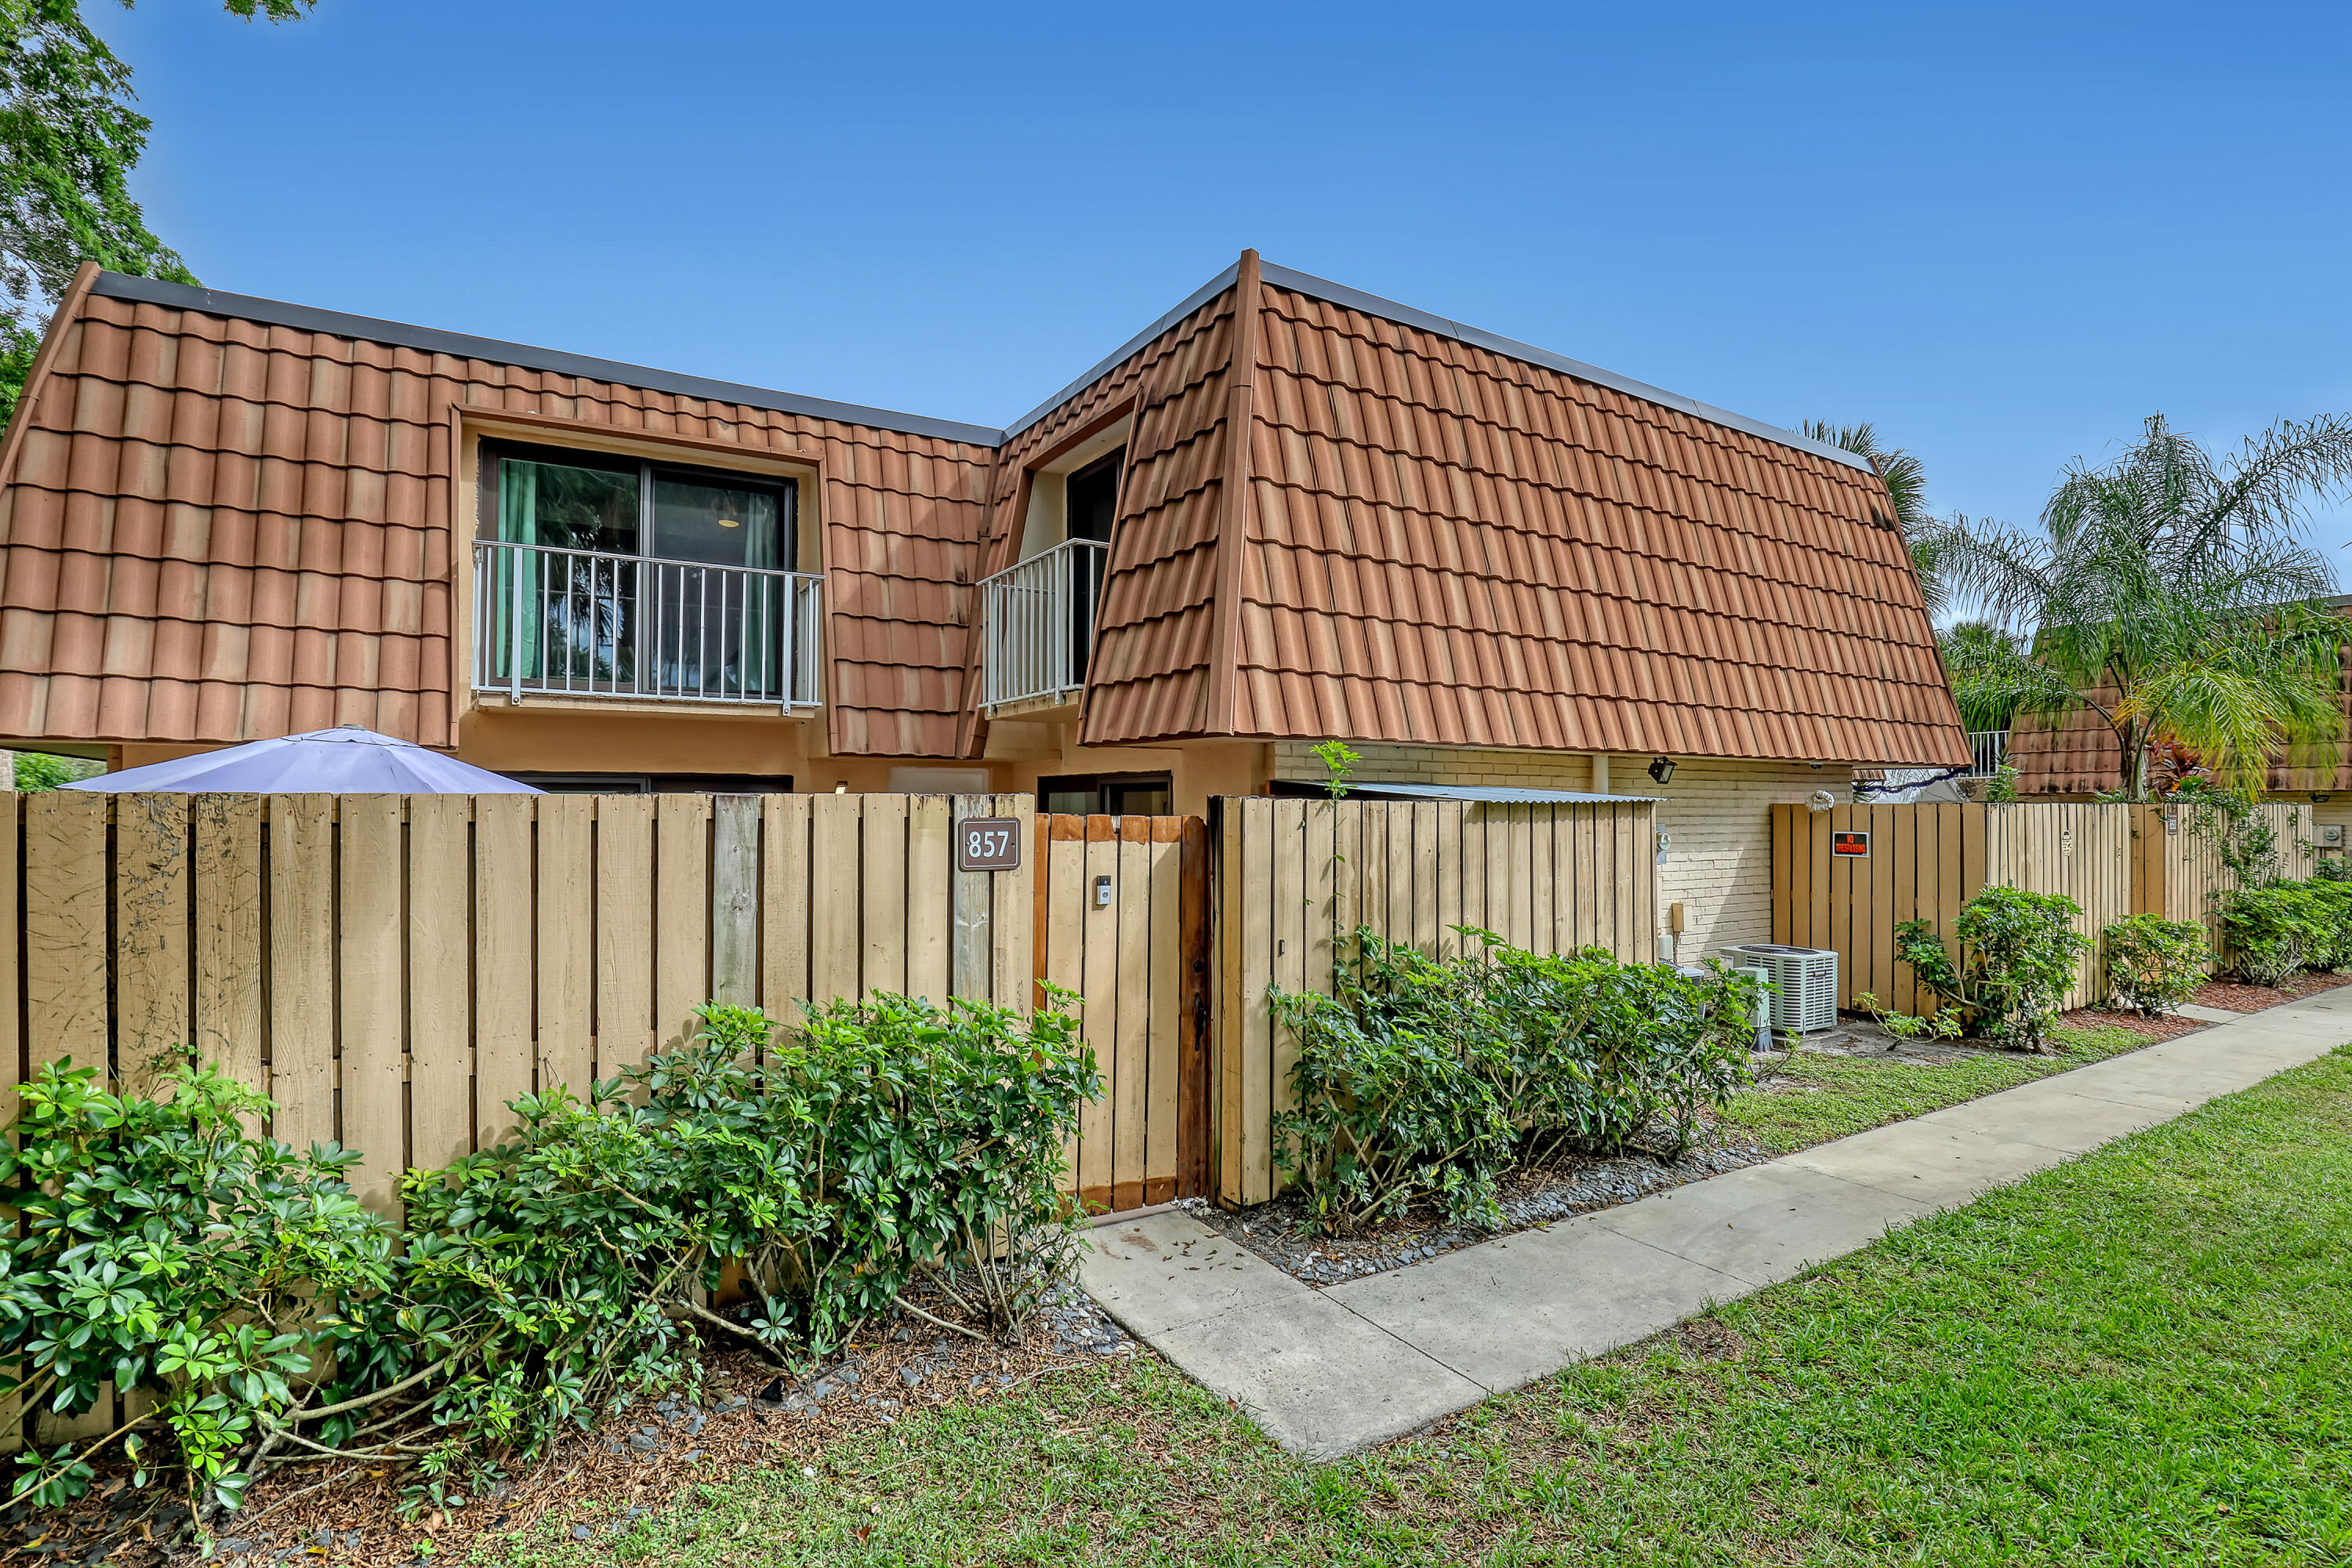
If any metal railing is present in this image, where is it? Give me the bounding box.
[979,538,1109,710]
[473,540,822,710]
[1966,730,2009,776]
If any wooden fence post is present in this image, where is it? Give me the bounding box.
[949,794,993,1000]
[710,795,760,1006]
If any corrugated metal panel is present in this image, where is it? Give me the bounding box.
[0,274,998,757]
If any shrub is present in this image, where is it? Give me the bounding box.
[2311,855,2352,884]
[2220,878,2352,984]
[1269,927,1755,1233]
[1,992,1096,1519]
[1895,885,2092,1051]
[0,1059,393,1512]
[2103,913,2210,1016]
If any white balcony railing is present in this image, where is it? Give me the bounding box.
[979,539,1109,710]
[1966,730,2009,776]
[473,540,822,710]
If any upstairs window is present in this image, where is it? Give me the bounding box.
[477,441,806,702]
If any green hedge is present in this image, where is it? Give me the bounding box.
[1895,885,2092,1051]
[0,992,1095,1518]
[2103,913,2210,1017]
[1269,927,1756,1235]
[2219,877,2352,985]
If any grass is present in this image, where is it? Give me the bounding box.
[1717,1018,2155,1155]
[488,1044,2352,1566]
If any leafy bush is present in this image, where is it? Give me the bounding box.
[2220,878,2352,984]
[1895,885,2092,1051]
[1269,927,1755,1233]
[2312,855,2352,884]
[0,1061,392,1512]
[0,993,1095,1519]
[2103,913,2210,1016]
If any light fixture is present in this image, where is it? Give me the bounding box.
[717,517,741,528]
[1647,756,1676,786]
[2315,793,2333,804]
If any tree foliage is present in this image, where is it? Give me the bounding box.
[0,0,314,425]
[1936,414,2352,799]
[1798,419,1954,617]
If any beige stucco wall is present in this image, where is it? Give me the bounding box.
[1272,742,1837,962]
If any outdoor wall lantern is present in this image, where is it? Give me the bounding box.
[1647,756,1676,786]
[2314,793,2332,804]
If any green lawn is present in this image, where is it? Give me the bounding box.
[1717,1018,2156,1154]
[490,1043,2352,1566]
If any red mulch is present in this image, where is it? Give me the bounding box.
[2057,1006,2205,1042]
[2191,971,2352,1014]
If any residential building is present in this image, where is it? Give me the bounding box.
[0,250,1967,956]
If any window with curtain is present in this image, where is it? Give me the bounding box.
[482,441,798,699]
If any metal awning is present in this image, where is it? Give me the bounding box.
[1272,781,1663,805]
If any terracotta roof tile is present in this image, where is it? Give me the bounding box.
[0,277,1002,753]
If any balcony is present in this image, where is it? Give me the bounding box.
[472,540,822,710]
[1965,730,2009,776]
[980,538,1109,712]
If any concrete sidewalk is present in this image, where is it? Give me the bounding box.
[1079,988,2352,1460]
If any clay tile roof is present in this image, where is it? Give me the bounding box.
[0,254,1966,768]
[1071,259,1965,767]
[0,268,1001,755]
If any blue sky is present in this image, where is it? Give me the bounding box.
[95,0,2352,579]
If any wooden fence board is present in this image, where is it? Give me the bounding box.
[266,795,336,1152]
[408,794,474,1170]
[709,795,760,1007]
[808,793,860,1006]
[989,794,1033,1012]
[859,796,909,999]
[113,794,189,1082]
[653,795,711,1052]
[1112,818,1152,1211]
[1146,818,1183,1203]
[24,792,111,1083]
[761,793,812,1018]
[593,795,656,1074]
[338,795,406,1210]
[473,796,535,1145]
[905,795,951,1004]
[195,799,267,1114]
[1076,818,1118,1209]
[536,795,595,1088]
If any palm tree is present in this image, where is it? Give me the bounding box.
[1798,420,1951,616]
[1936,413,2352,800]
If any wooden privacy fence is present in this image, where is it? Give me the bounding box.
[1033,815,1210,1214]
[0,790,1037,1217]
[2154,800,2315,960]
[1214,795,1658,1207]
[1772,800,2320,1016]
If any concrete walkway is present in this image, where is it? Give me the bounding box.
[1080,989,2352,1460]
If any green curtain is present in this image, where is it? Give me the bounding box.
[494,462,542,679]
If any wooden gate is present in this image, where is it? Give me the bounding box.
[1033,814,1210,1214]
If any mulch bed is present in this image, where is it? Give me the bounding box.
[2057,1006,2205,1043]
[1188,1122,1776,1287]
[9,1285,1136,1568]
[2190,971,2352,1014]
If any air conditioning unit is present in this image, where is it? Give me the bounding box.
[1719,944,1839,1033]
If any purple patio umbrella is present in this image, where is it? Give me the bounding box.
[66,724,542,794]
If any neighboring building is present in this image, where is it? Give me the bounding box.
[0,250,1966,956]
[2005,595,2352,858]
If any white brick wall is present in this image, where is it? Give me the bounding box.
[1273,742,1835,958]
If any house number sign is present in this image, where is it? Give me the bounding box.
[957,817,1022,872]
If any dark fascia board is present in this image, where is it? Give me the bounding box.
[996,263,1243,441]
[1254,262,1877,475]
[89,272,1006,448]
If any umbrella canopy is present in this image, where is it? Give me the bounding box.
[66,725,543,795]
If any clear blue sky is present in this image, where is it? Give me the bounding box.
[95,0,2352,583]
